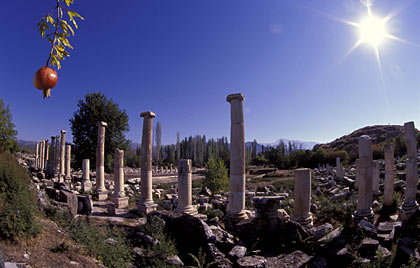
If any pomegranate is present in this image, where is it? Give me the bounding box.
[33,67,58,98]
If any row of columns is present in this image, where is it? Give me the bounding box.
[355,121,418,221]
[34,130,71,182]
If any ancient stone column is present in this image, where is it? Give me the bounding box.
[372,160,380,195]
[54,135,60,175]
[355,135,374,221]
[82,159,92,192]
[65,145,71,181]
[291,168,313,227]
[35,142,39,169]
[112,148,128,208]
[402,121,418,217]
[226,93,247,222]
[96,122,108,200]
[39,140,44,171]
[49,136,56,176]
[384,143,394,207]
[336,156,344,179]
[137,111,157,214]
[59,130,66,182]
[175,159,197,215]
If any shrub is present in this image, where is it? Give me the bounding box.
[202,158,228,194]
[47,209,132,268]
[0,152,40,240]
[136,216,178,268]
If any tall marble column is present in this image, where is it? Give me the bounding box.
[39,140,45,171]
[402,121,418,218]
[384,143,394,207]
[137,112,157,214]
[372,160,380,195]
[82,159,92,192]
[175,159,197,215]
[59,130,66,182]
[65,145,71,181]
[35,142,39,169]
[355,135,374,221]
[226,93,247,222]
[49,136,56,176]
[96,122,108,200]
[112,148,129,208]
[292,168,313,227]
[54,135,60,175]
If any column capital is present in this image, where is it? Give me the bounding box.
[140,111,156,118]
[97,121,108,127]
[226,93,245,103]
[61,130,67,134]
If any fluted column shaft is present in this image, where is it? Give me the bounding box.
[96,122,107,193]
[384,144,394,207]
[226,93,247,220]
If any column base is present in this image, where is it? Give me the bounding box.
[354,208,374,222]
[96,191,108,201]
[225,210,248,230]
[81,181,92,192]
[291,213,313,228]
[136,200,157,215]
[175,205,198,216]
[112,197,129,209]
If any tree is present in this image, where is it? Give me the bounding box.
[0,99,17,153]
[155,121,162,165]
[203,158,229,194]
[69,92,130,172]
[176,132,181,162]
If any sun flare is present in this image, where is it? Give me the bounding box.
[358,16,388,47]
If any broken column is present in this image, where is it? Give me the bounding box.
[401,121,418,218]
[112,148,128,208]
[65,145,71,181]
[137,111,157,214]
[175,159,197,215]
[81,159,92,192]
[336,156,344,179]
[355,135,374,221]
[226,93,248,222]
[372,160,380,195]
[291,168,313,228]
[383,143,395,207]
[95,122,108,200]
[59,130,66,182]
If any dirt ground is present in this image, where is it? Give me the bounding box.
[0,218,101,268]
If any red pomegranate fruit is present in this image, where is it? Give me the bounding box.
[33,67,58,98]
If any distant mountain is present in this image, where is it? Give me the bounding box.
[314,125,414,151]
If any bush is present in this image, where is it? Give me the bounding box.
[47,209,132,268]
[136,216,178,268]
[202,158,228,194]
[0,152,40,240]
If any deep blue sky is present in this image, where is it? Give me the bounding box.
[1,0,420,145]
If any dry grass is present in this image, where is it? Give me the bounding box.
[0,218,100,268]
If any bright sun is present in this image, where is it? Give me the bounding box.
[358,16,388,46]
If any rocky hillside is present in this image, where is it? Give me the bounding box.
[314,125,414,152]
